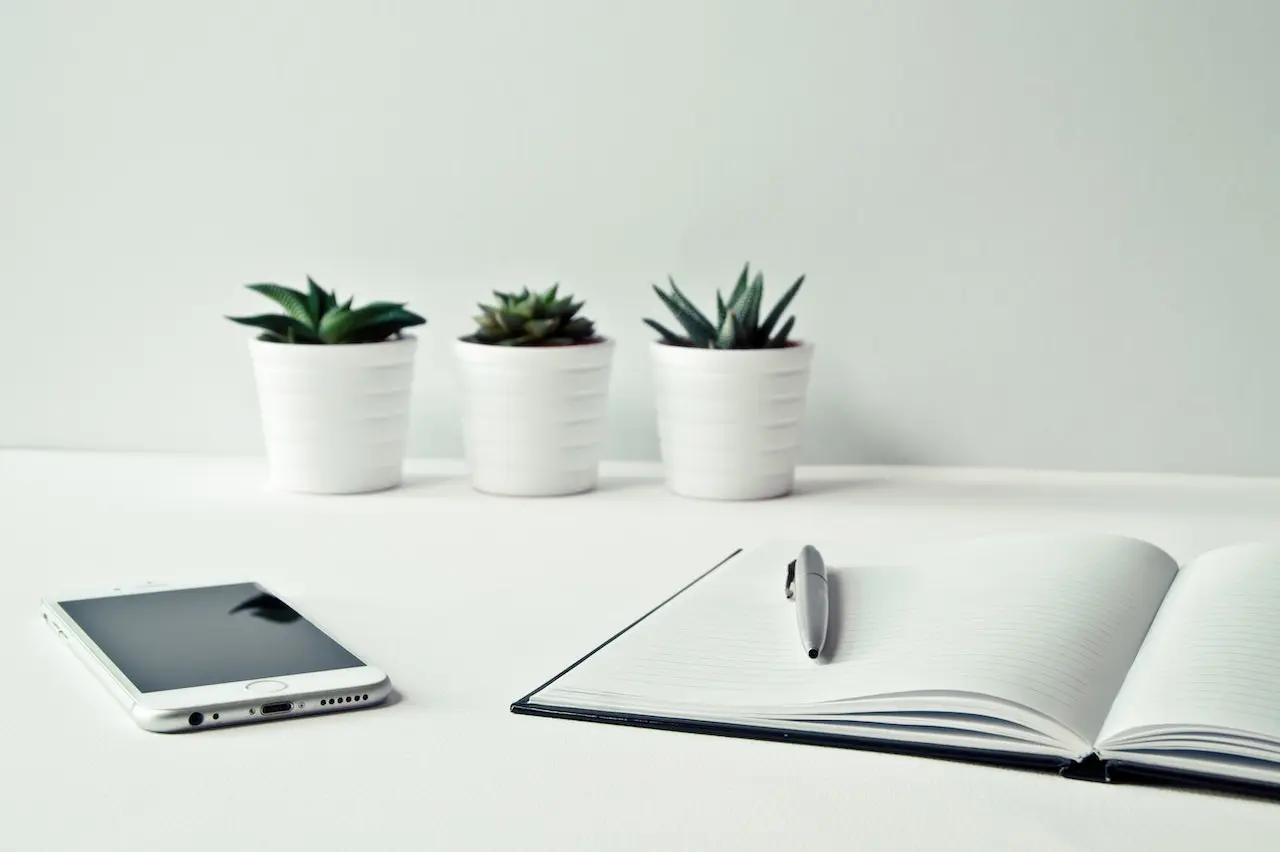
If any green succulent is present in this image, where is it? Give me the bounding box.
[227,278,426,344]
[465,284,600,346]
[644,263,804,349]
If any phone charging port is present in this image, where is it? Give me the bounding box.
[261,701,293,715]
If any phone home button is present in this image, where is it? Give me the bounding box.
[245,680,288,693]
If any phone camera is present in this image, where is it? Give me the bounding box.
[188,712,204,727]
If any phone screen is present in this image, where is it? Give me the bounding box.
[58,583,364,693]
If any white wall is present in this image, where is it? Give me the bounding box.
[3,0,1279,474]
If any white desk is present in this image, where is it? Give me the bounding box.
[5,450,1280,851]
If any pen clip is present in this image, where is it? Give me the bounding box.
[785,560,796,600]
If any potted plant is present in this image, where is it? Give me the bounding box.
[455,285,613,496]
[227,278,426,494]
[644,263,811,500]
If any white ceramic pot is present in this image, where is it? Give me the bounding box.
[455,338,614,496]
[248,336,418,494]
[651,341,814,500]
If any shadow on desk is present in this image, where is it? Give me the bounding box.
[790,478,890,498]
[302,466,1280,518]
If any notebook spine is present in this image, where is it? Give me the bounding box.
[1058,753,1110,783]
[515,701,1073,776]
[1103,760,1280,801]
[1062,755,1280,800]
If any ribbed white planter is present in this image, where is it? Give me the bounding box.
[455,338,614,496]
[248,336,417,494]
[651,341,814,500]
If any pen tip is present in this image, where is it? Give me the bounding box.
[808,648,819,659]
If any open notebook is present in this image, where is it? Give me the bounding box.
[513,534,1280,798]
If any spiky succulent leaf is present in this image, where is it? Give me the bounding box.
[343,307,428,344]
[318,307,357,343]
[739,274,763,339]
[725,275,750,315]
[226,313,321,343]
[333,304,423,344]
[768,315,796,347]
[758,275,804,341]
[651,284,713,347]
[717,312,739,349]
[645,263,805,349]
[465,284,601,346]
[562,317,595,338]
[513,292,539,317]
[729,263,750,308]
[358,300,408,313]
[246,284,312,327]
[523,318,558,338]
[667,278,718,342]
[644,318,686,346]
[230,279,425,344]
[498,310,525,332]
[306,278,326,326]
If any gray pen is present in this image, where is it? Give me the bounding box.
[785,545,829,660]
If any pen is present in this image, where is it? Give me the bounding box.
[786,545,829,660]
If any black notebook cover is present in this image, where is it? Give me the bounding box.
[511,548,1280,802]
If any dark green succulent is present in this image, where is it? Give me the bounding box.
[464,284,600,346]
[227,278,426,344]
[644,263,804,349]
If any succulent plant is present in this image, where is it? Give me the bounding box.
[464,284,600,346]
[227,278,425,344]
[644,263,804,349]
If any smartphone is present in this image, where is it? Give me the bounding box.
[41,580,391,732]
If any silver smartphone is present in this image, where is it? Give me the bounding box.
[41,580,391,732]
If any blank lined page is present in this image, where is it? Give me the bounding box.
[1099,542,1280,744]
[538,534,1177,744]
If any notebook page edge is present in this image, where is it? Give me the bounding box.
[511,547,745,709]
